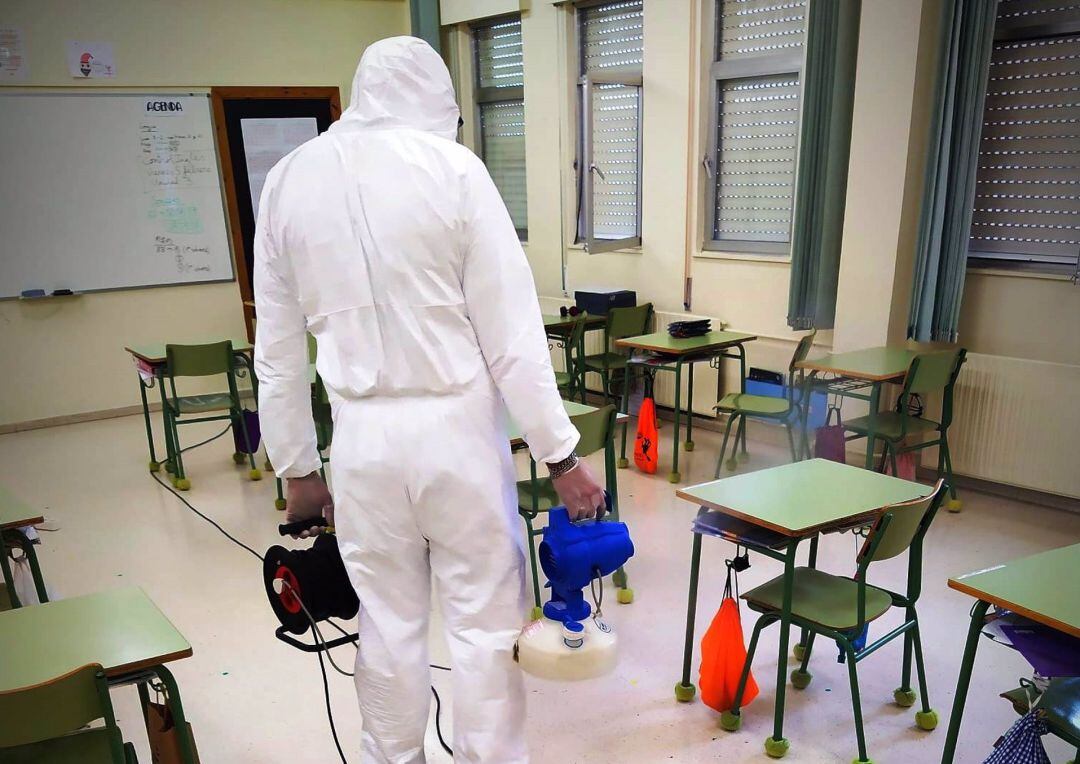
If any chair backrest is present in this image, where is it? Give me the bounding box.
[785,330,817,397]
[939,348,967,428]
[903,350,961,396]
[166,340,234,378]
[0,663,121,752]
[858,480,945,564]
[566,314,588,355]
[606,303,653,348]
[569,404,617,458]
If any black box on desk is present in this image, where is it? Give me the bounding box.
[574,289,636,316]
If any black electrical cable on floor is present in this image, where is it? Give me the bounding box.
[176,424,233,456]
[149,471,454,759]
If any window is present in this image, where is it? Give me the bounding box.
[577,1,644,253]
[705,0,807,254]
[968,0,1080,273]
[473,16,527,239]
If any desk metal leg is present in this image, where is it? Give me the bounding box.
[799,371,816,460]
[685,362,695,452]
[737,345,749,459]
[138,374,161,472]
[0,532,20,609]
[669,360,683,483]
[155,664,197,764]
[793,535,819,661]
[940,599,989,764]
[618,363,635,469]
[865,382,881,470]
[675,532,703,702]
[769,540,799,756]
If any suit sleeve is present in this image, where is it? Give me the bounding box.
[253,177,321,479]
[460,155,579,465]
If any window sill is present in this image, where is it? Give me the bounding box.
[966,265,1076,283]
[694,249,791,264]
[565,243,643,256]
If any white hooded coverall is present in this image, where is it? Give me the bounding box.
[254,37,579,763]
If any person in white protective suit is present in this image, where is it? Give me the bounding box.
[254,36,607,763]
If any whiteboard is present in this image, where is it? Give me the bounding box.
[0,92,234,298]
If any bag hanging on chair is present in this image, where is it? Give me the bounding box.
[883,450,918,481]
[699,561,759,713]
[145,689,201,764]
[231,408,261,454]
[814,405,846,463]
[982,709,1051,764]
[634,374,659,474]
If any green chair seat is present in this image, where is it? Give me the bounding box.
[843,411,940,441]
[583,352,629,372]
[744,567,894,631]
[554,371,573,388]
[716,393,791,417]
[1001,678,1080,746]
[517,478,560,514]
[175,392,235,414]
[2,727,126,763]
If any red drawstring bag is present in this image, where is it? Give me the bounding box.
[814,406,846,463]
[883,451,918,480]
[699,565,759,712]
[634,374,658,474]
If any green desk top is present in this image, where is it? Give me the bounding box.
[125,338,253,365]
[0,484,44,530]
[949,543,1080,638]
[676,459,932,536]
[615,330,757,356]
[508,400,628,447]
[0,587,192,690]
[797,346,916,382]
[542,313,606,332]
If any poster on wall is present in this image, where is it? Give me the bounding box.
[239,117,319,218]
[0,27,28,81]
[66,40,115,78]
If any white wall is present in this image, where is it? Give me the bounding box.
[0,0,409,427]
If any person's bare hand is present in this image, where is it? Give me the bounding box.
[551,459,606,521]
[285,472,334,538]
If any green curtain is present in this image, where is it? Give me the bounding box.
[786,0,861,330]
[907,0,997,342]
[410,0,442,53]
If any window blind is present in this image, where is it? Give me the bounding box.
[473,16,527,236]
[716,0,807,59]
[580,1,644,73]
[970,32,1080,265]
[713,74,801,242]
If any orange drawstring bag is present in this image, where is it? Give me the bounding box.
[634,374,658,474]
[699,562,759,712]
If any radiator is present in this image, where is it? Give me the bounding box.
[948,353,1080,499]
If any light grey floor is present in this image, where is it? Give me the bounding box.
[1,412,1077,763]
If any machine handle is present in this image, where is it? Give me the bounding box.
[278,517,329,536]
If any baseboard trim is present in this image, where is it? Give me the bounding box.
[0,390,255,435]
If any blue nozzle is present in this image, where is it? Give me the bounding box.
[538,495,634,624]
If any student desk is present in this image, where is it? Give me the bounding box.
[674,460,931,746]
[940,543,1080,763]
[124,339,254,473]
[0,484,47,609]
[615,330,757,483]
[0,586,197,763]
[795,346,916,468]
[542,313,606,402]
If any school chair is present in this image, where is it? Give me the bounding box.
[0,663,138,762]
[517,404,630,619]
[553,314,589,403]
[713,331,817,477]
[720,481,945,764]
[843,349,967,511]
[581,303,654,404]
[162,340,261,491]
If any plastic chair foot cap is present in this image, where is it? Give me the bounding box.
[851,759,874,764]
[249,468,263,481]
[764,736,789,758]
[274,498,287,511]
[674,683,697,703]
[719,711,742,731]
[724,458,738,471]
[611,570,627,588]
[684,441,695,452]
[616,457,629,469]
[946,498,962,513]
[790,669,812,690]
[530,606,543,622]
[738,451,750,462]
[793,643,807,661]
[148,460,161,473]
[893,687,917,707]
[173,478,191,491]
[617,588,634,605]
[232,452,247,464]
[915,709,938,731]
[668,471,681,483]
